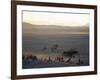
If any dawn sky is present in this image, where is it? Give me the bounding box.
[23,11,90,27]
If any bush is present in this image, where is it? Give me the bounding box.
[32,55,37,60]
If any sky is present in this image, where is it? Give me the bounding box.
[22,11,90,27]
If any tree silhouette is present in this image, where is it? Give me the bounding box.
[42,46,47,51]
[63,48,79,63]
[51,44,59,52]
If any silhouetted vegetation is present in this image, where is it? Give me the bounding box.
[62,48,79,62]
[42,47,47,51]
[51,44,59,52]
[31,55,37,60]
[23,44,83,67]
[23,55,37,61]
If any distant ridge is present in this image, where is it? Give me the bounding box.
[23,22,89,29]
[22,22,89,35]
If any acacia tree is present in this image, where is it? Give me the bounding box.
[51,44,59,52]
[63,48,79,63]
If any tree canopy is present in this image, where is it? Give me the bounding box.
[63,48,79,58]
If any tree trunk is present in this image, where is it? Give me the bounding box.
[66,57,72,63]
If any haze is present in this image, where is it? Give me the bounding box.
[23,11,90,27]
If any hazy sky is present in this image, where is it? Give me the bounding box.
[23,11,89,27]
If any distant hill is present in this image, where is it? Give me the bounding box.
[22,22,89,35]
